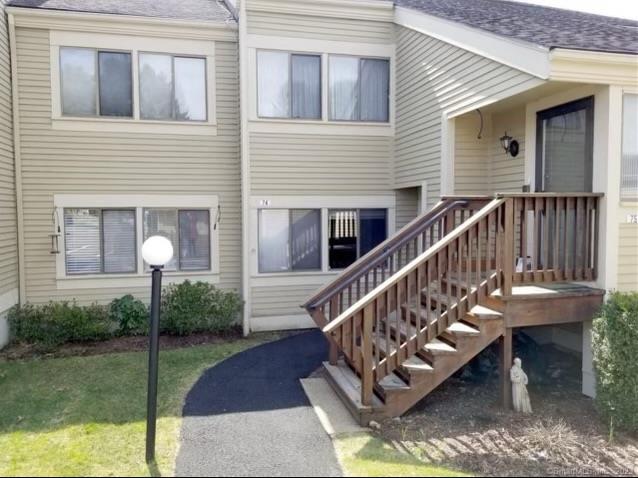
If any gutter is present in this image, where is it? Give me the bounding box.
[7,13,26,305]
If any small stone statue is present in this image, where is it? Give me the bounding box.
[510,357,532,414]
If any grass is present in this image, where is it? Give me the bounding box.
[0,335,274,477]
[334,432,471,477]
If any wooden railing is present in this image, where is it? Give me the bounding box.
[303,193,602,406]
[302,197,491,326]
[499,193,602,295]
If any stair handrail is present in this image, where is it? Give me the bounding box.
[323,198,506,334]
[302,198,473,312]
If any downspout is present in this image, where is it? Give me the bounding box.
[237,0,251,336]
[8,13,26,305]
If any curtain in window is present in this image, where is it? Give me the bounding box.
[291,209,321,270]
[174,57,207,121]
[179,210,210,270]
[98,52,132,117]
[329,56,359,121]
[360,59,389,122]
[622,94,638,200]
[60,48,97,116]
[64,209,101,274]
[291,55,321,120]
[257,51,290,118]
[144,209,178,270]
[139,53,173,120]
[359,209,387,256]
[328,209,358,269]
[103,210,136,273]
[258,210,290,272]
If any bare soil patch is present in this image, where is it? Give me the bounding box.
[377,344,638,477]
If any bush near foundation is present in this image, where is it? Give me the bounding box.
[161,281,243,336]
[8,301,113,348]
[592,291,638,433]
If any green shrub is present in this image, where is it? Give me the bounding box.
[109,295,148,336]
[161,280,242,335]
[8,301,114,348]
[592,291,638,433]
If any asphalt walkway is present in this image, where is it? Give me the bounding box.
[175,330,343,477]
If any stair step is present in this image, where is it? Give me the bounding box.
[424,338,457,355]
[373,334,397,356]
[401,355,434,374]
[323,360,384,410]
[378,373,411,391]
[447,320,481,336]
[469,304,503,319]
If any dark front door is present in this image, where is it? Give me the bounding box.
[536,96,594,192]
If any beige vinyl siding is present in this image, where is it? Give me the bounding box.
[395,186,419,230]
[14,27,241,304]
[489,107,526,193]
[454,114,490,196]
[247,10,394,43]
[454,105,526,195]
[395,25,541,205]
[249,133,393,195]
[0,0,18,302]
[251,283,321,318]
[618,224,638,292]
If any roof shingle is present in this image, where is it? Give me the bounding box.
[396,0,638,54]
[7,0,236,24]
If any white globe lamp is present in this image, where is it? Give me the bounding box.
[142,235,173,268]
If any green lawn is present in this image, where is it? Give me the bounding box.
[0,336,273,477]
[335,433,471,477]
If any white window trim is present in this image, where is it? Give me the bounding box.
[247,35,395,136]
[249,195,396,284]
[50,31,217,135]
[54,195,220,289]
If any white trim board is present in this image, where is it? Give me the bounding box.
[245,0,394,23]
[394,6,550,80]
[0,289,19,315]
[7,6,237,41]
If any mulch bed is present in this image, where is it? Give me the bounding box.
[0,328,248,361]
[376,344,638,477]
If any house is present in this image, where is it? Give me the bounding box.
[0,0,636,419]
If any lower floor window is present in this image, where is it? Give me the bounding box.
[256,207,388,273]
[258,209,321,273]
[328,209,387,269]
[63,207,211,275]
[64,208,136,275]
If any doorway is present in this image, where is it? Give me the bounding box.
[535,96,594,193]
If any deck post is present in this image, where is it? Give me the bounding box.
[361,304,375,407]
[502,198,514,296]
[329,341,339,365]
[499,327,513,409]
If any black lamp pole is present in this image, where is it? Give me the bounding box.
[146,265,163,464]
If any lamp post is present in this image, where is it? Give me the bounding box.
[141,236,174,464]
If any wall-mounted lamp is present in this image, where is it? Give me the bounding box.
[500,132,520,158]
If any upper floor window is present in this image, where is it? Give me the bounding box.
[257,51,321,119]
[60,47,133,117]
[621,93,638,200]
[139,54,207,122]
[329,56,389,122]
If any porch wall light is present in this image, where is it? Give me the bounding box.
[500,132,520,157]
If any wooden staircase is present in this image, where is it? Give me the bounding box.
[303,193,603,424]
